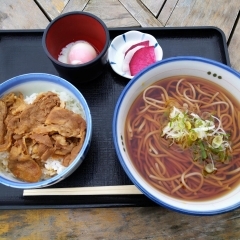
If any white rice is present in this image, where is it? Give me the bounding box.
[42,158,66,179]
[0,152,11,173]
[0,90,85,181]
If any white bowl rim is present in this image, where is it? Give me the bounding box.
[113,56,240,215]
[0,73,92,189]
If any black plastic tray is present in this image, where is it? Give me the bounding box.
[0,27,230,209]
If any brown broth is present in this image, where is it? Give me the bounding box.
[125,76,240,201]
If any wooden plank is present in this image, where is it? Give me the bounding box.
[83,0,140,28]
[0,0,49,29]
[62,0,89,13]
[160,0,240,39]
[140,0,165,16]
[1,207,240,239]
[158,0,179,26]
[36,0,69,20]
[229,19,240,72]
[119,0,163,27]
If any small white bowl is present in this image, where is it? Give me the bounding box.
[109,30,163,79]
[0,73,92,189]
[113,56,240,215]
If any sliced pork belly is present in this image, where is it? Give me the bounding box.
[8,159,42,182]
[6,92,60,135]
[0,91,87,182]
[34,107,86,138]
[0,101,7,144]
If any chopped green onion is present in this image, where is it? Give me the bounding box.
[212,136,223,148]
[199,141,207,159]
[161,105,231,176]
[204,163,217,174]
[189,131,198,141]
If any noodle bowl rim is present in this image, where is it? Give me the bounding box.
[113,56,240,215]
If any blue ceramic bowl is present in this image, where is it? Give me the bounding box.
[113,56,240,215]
[0,73,92,189]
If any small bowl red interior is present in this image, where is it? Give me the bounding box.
[42,11,110,83]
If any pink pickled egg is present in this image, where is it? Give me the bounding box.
[68,41,97,64]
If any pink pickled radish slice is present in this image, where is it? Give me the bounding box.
[129,46,156,76]
[122,46,145,72]
[124,40,149,57]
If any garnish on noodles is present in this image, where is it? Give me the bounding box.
[161,106,232,175]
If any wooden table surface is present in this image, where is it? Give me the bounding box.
[0,1,240,239]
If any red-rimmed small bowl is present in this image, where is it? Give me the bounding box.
[42,11,110,83]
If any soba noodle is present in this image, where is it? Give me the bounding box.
[125,76,240,201]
